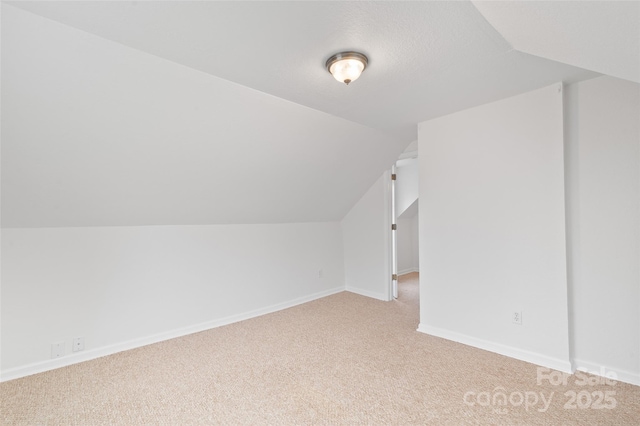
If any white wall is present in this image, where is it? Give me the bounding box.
[2,4,405,228]
[341,172,391,301]
[1,223,344,380]
[564,76,640,384]
[0,3,400,382]
[395,158,419,217]
[396,157,420,275]
[418,83,571,372]
[411,214,419,273]
[397,213,419,275]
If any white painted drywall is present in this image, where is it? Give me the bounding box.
[1,4,405,228]
[402,140,418,154]
[397,211,419,275]
[396,157,419,275]
[397,216,414,275]
[473,1,640,83]
[6,1,600,143]
[395,158,419,217]
[411,213,419,272]
[418,83,571,372]
[341,172,391,301]
[0,223,344,379]
[564,76,640,384]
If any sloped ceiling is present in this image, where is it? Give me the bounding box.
[2,4,404,227]
[3,1,633,228]
[472,1,640,84]
[5,0,602,142]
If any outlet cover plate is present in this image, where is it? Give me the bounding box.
[51,342,65,358]
[72,337,85,352]
[513,311,523,325]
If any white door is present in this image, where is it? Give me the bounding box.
[391,165,398,299]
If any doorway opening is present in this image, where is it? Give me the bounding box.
[390,155,419,304]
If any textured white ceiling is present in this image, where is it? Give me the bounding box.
[4,1,632,228]
[2,4,405,227]
[6,1,601,142]
[473,1,640,83]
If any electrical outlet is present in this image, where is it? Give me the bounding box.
[51,342,65,359]
[318,269,323,279]
[72,337,85,352]
[513,311,523,325]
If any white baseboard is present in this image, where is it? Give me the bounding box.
[345,286,389,302]
[398,268,419,276]
[417,323,573,374]
[0,286,345,382]
[573,358,640,387]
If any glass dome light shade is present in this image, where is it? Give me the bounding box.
[326,52,368,85]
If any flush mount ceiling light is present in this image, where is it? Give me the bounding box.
[325,51,368,85]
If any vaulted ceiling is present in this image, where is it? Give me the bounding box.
[2,1,637,227]
[473,1,639,83]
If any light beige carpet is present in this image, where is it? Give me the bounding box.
[1,273,639,425]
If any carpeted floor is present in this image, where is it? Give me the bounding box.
[1,273,639,425]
